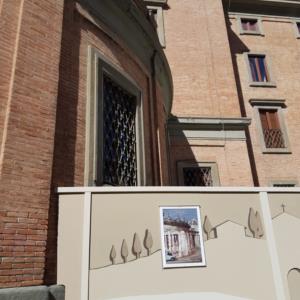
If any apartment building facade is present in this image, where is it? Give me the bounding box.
[163,0,300,187]
[0,0,300,299]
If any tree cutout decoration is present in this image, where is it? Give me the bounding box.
[249,207,264,238]
[255,211,264,238]
[203,216,213,240]
[144,229,153,256]
[249,208,256,236]
[121,239,129,263]
[132,233,142,259]
[110,245,116,265]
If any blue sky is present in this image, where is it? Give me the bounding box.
[163,208,198,222]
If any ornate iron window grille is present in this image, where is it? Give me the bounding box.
[183,167,213,186]
[102,74,137,186]
[263,128,285,148]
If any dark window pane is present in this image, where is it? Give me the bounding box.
[248,56,269,82]
[249,57,259,81]
[183,167,213,186]
[241,19,258,31]
[102,74,137,186]
[297,22,300,34]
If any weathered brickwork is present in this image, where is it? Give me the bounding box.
[164,0,241,118]
[0,0,23,150]
[169,139,253,186]
[163,0,253,185]
[0,0,64,287]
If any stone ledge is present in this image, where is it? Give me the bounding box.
[0,285,65,300]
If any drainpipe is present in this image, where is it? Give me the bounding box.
[149,49,162,185]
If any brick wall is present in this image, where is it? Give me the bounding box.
[169,139,253,186]
[46,2,168,282]
[0,0,168,287]
[228,15,300,185]
[0,211,47,287]
[0,0,23,166]
[0,0,64,287]
[164,0,241,118]
[163,0,254,185]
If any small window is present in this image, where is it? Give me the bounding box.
[241,18,258,32]
[259,109,285,149]
[245,54,276,87]
[249,55,269,82]
[177,162,220,186]
[238,16,263,35]
[183,167,213,186]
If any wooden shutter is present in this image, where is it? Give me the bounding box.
[259,109,280,129]
[266,110,280,129]
[259,109,269,130]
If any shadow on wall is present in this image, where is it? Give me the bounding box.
[223,11,259,186]
[45,0,172,283]
[167,114,205,186]
[45,0,82,284]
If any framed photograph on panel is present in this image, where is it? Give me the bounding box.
[160,206,206,268]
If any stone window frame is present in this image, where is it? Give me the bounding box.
[293,19,300,39]
[237,15,264,36]
[147,5,166,48]
[250,99,291,154]
[177,161,220,186]
[85,47,145,186]
[269,180,298,187]
[244,52,276,87]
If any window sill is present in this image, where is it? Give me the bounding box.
[240,31,264,36]
[249,81,276,88]
[262,148,292,154]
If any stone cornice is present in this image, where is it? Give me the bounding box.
[77,0,173,114]
[249,99,286,107]
[144,0,168,6]
[225,0,300,17]
[168,117,251,131]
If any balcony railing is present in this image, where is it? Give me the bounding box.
[263,128,285,148]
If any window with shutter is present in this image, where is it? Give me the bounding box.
[259,109,285,149]
[250,100,290,153]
